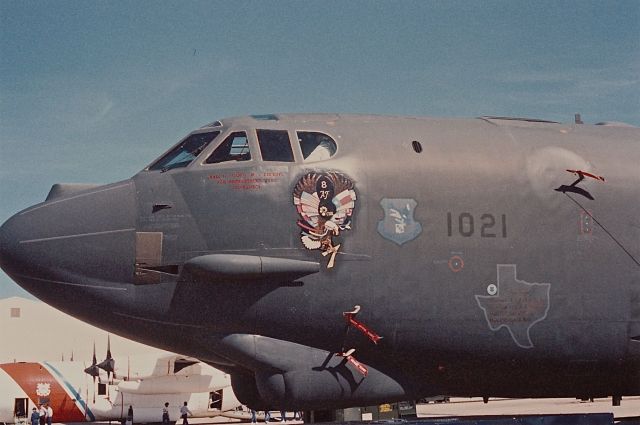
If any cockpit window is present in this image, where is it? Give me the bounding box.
[205,132,251,164]
[297,132,337,161]
[149,132,220,171]
[256,129,294,162]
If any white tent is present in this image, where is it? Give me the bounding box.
[0,297,168,363]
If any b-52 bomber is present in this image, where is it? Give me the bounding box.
[0,114,639,410]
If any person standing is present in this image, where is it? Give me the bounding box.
[126,406,134,425]
[180,402,192,425]
[264,410,271,423]
[162,403,170,425]
[45,404,53,425]
[250,409,257,423]
[30,408,39,425]
[38,405,46,425]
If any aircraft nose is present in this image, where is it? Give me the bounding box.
[0,180,137,297]
[0,212,27,276]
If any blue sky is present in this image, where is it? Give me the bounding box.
[1,1,638,298]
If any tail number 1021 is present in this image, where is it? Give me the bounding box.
[447,212,507,238]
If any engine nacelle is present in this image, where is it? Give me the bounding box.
[256,367,409,410]
[222,334,414,410]
[231,372,269,410]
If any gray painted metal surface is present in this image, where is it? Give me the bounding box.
[0,114,639,410]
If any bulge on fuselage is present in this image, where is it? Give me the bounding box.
[0,114,639,409]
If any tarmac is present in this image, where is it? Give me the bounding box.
[178,398,640,422]
[53,398,640,425]
[416,397,640,419]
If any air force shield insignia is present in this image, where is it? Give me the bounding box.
[377,198,422,245]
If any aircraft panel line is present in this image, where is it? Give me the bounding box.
[19,228,136,244]
[20,182,133,215]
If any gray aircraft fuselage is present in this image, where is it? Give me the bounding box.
[1,114,639,409]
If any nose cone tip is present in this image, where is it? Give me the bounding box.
[0,210,41,285]
[0,219,11,264]
[0,214,21,276]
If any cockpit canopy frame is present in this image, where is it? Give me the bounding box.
[145,117,339,173]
